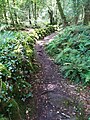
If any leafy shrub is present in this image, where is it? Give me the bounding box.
[46,25,90,85]
[0,25,55,119]
[7,99,22,120]
[0,116,8,120]
[0,31,35,119]
[35,25,56,40]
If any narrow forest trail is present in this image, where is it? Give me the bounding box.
[33,33,85,120]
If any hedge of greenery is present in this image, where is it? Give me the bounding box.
[0,25,56,120]
[46,25,90,85]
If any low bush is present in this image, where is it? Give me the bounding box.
[0,31,35,119]
[35,25,56,40]
[46,25,90,85]
[0,25,55,119]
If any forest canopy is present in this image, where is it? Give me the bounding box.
[0,0,90,29]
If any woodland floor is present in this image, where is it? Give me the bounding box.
[26,33,90,120]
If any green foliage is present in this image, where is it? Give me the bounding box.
[0,30,35,119]
[7,99,22,120]
[0,25,55,119]
[0,116,8,120]
[88,117,90,120]
[46,25,90,85]
[35,25,56,39]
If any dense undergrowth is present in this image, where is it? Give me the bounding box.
[0,25,56,120]
[46,25,90,86]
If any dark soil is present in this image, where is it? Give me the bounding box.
[31,33,86,120]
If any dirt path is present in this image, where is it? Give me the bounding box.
[33,33,85,120]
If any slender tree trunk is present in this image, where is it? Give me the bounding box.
[55,2,58,24]
[29,5,31,25]
[12,0,18,24]
[72,0,80,24]
[34,1,37,26]
[7,0,15,27]
[31,1,34,19]
[81,6,84,22]
[2,0,8,24]
[48,8,54,25]
[83,0,90,25]
[56,0,68,26]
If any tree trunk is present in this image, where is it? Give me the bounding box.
[2,0,8,24]
[29,6,31,25]
[31,1,34,19]
[55,2,58,24]
[48,8,54,25]
[56,0,68,26]
[72,0,80,24]
[12,0,18,24]
[34,1,37,26]
[83,0,90,25]
[7,0,15,27]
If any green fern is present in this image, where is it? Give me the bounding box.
[46,25,90,85]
